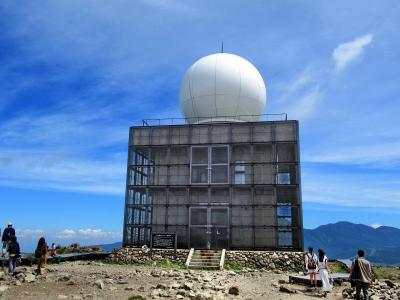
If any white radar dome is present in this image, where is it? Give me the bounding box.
[179,53,266,123]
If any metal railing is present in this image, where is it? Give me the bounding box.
[141,113,288,126]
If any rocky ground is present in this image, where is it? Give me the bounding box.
[0,261,399,300]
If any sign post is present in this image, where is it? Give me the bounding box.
[150,232,178,260]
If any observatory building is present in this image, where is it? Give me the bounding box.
[123,53,303,250]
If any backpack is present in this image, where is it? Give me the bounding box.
[34,248,43,258]
[350,259,360,287]
[307,253,317,269]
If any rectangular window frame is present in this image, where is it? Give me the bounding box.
[190,145,229,185]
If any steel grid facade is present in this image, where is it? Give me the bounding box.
[123,121,303,250]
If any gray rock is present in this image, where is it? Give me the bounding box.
[228,286,240,295]
[57,273,72,282]
[180,282,193,290]
[150,270,161,277]
[385,280,395,288]
[279,285,297,294]
[94,279,104,289]
[24,273,36,283]
[57,295,68,299]
[15,273,25,281]
[156,283,168,289]
[170,283,181,289]
[278,279,286,284]
[129,296,146,300]
[0,285,9,292]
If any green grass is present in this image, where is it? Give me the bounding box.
[104,260,186,270]
[372,266,400,282]
[328,261,400,282]
[224,263,246,272]
[328,261,349,273]
[56,248,101,255]
[128,296,146,300]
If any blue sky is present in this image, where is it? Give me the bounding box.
[1,1,400,251]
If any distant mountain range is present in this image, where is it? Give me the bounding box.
[97,242,122,252]
[98,222,400,265]
[304,221,400,265]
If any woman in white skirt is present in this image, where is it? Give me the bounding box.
[317,249,332,298]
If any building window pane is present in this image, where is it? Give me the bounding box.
[278,229,292,247]
[211,165,228,183]
[192,147,208,164]
[191,166,208,184]
[210,208,228,226]
[234,161,245,184]
[212,147,228,164]
[277,172,290,184]
[190,208,207,225]
[277,206,292,226]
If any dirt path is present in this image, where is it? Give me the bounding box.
[0,261,348,299]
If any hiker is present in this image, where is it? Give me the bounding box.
[35,237,48,275]
[349,249,374,300]
[50,243,57,257]
[50,242,62,263]
[8,236,20,274]
[2,222,16,256]
[317,249,332,298]
[305,246,318,288]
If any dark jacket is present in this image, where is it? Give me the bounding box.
[8,241,20,257]
[2,227,15,242]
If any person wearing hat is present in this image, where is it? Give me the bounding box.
[2,222,16,256]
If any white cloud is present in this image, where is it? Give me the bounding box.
[16,228,122,251]
[56,229,77,239]
[55,228,121,239]
[78,228,122,239]
[332,34,373,70]
[17,229,44,238]
[303,141,400,167]
[370,223,382,229]
[286,88,321,121]
[302,167,400,209]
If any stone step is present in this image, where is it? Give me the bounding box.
[188,265,220,270]
[191,255,220,259]
[190,258,220,263]
[189,262,220,266]
[186,248,225,270]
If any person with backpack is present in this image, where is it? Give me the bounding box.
[2,222,15,256]
[349,249,374,300]
[35,237,48,275]
[305,246,318,288]
[317,249,332,298]
[8,236,20,274]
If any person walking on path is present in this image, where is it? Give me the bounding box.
[317,249,332,298]
[2,222,15,256]
[7,236,20,274]
[350,249,374,300]
[305,246,318,288]
[35,237,48,275]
